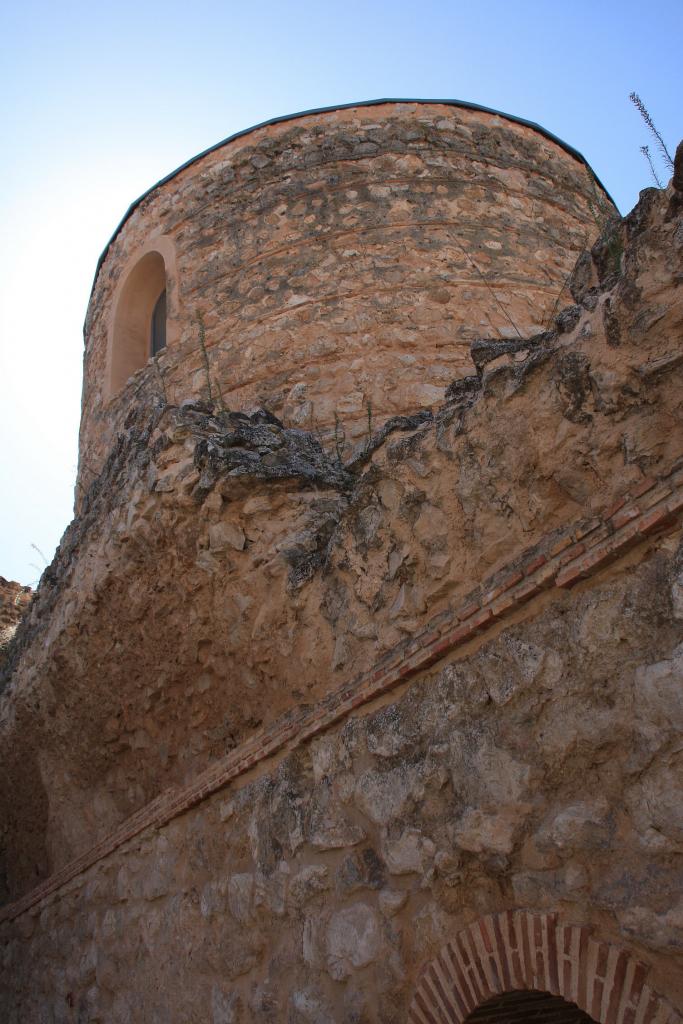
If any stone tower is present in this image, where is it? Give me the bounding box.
[1,102,682,1023]
[78,99,611,486]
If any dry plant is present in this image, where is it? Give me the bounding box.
[630,92,673,187]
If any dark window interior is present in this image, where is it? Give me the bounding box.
[151,289,167,356]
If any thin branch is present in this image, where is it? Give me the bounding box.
[195,312,213,403]
[455,243,523,340]
[629,92,674,169]
[333,412,346,468]
[640,145,664,189]
[544,231,590,330]
[30,543,48,566]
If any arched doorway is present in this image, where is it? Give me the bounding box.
[465,989,596,1024]
[409,912,679,1024]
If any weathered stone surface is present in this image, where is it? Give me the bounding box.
[1,118,683,1021]
[383,828,435,874]
[534,799,614,854]
[3,180,680,908]
[4,537,681,1017]
[354,765,423,826]
[325,903,382,980]
[452,807,527,856]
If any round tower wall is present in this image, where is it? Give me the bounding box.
[79,101,613,485]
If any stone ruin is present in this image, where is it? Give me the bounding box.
[1,99,682,1021]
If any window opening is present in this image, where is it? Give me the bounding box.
[151,289,167,355]
[108,249,168,396]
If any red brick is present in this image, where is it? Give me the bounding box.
[666,488,683,514]
[578,543,616,575]
[416,628,441,648]
[457,600,480,622]
[398,659,419,679]
[630,475,658,499]
[467,606,494,633]
[442,621,477,647]
[638,504,677,536]
[626,958,651,999]
[573,517,603,541]
[592,978,606,1021]
[424,635,452,659]
[595,941,609,976]
[438,951,469,1018]
[604,496,627,519]
[524,552,547,575]
[409,645,445,673]
[476,917,493,956]
[582,522,611,547]
[482,570,523,606]
[641,993,661,1024]
[413,991,439,1024]
[558,520,644,587]
[490,589,519,619]
[402,638,422,658]
[558,541,585,566]
[555,560,587,589]
[535,559,564,587]
[546,919,559,994]
[548,533,573,557]
[492,915,512,990]
[640,484,673,510]
[606,951,629,1024]
[426,964,457,1020]
[611,504,640,530]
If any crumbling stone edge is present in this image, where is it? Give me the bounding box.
[2,458,682,926]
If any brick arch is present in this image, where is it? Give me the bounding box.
[409,911,681,1024]
[105,235,180,399]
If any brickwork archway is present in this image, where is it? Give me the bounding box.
[409,912,681,1024]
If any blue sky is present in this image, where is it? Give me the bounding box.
[0,0,680,584]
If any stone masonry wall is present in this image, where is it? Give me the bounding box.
[78,102,613,492]
[1,132,682,1022]
[1,539,682,1021]
[1,181,680,905]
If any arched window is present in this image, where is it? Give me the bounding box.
[108,250,168,396]
[151,288,167,355]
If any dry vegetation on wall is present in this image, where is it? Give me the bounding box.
[0,126,682,1021]
[630,92,675,189]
